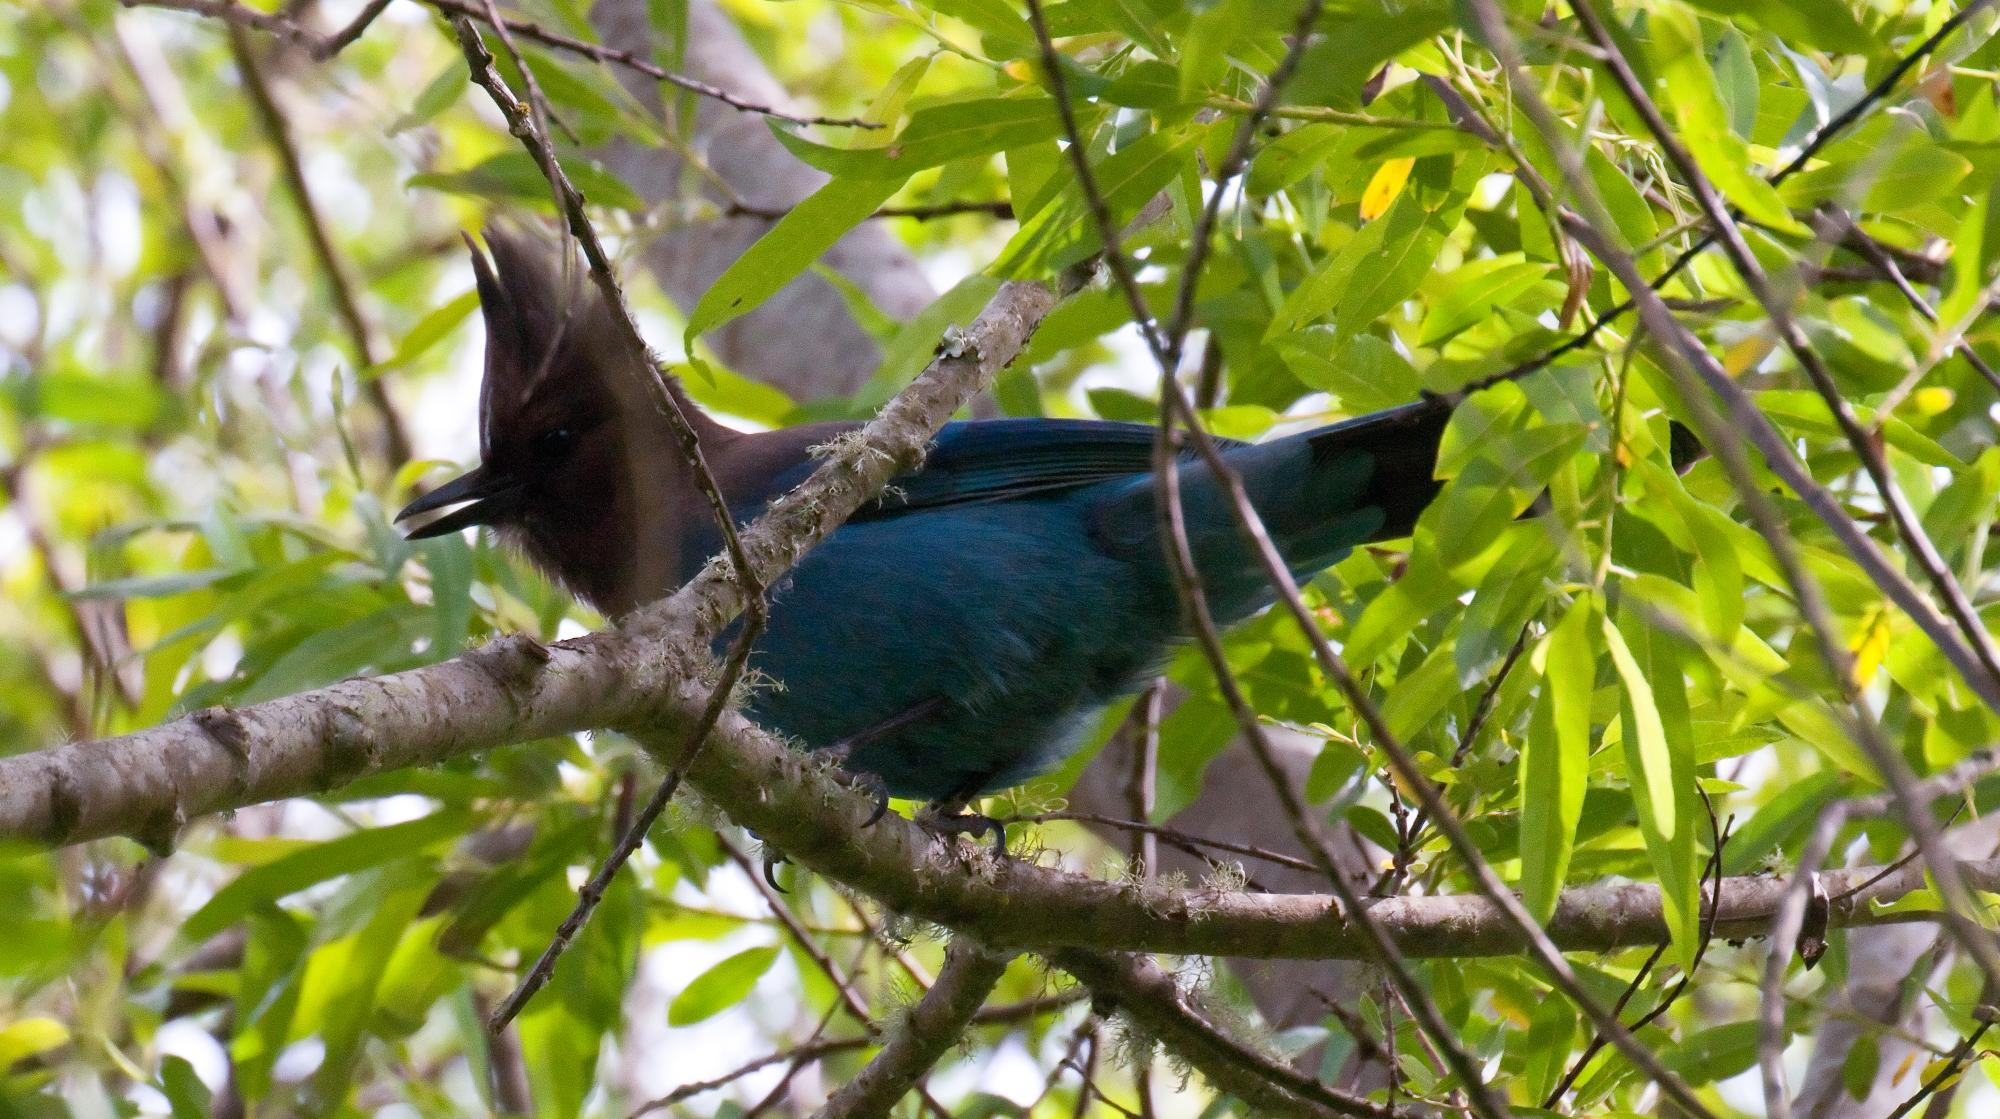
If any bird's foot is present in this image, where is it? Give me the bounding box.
[917,805,1009,859]
[807,743,893,828]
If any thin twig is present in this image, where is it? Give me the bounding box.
[1005,811,1320,875]
[424,0,876,129]
[724,198,1015,222]
[1882,1015,1996,1119]
[1385,623,1532,894]
[718,833,878,1033]
[1054,950,1415,1119]
[119,0,328,51]
[312,0,392,59]
[229,26,414,466]
[453,18,774,1027]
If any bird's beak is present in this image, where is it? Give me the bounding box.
[395,464,524,539]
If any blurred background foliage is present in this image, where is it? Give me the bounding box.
[3,0,2000,1115]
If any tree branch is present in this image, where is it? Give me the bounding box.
[1053,951,1411,1119]
[810,940,1011,1119]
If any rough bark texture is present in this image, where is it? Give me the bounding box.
[589,0,935,401]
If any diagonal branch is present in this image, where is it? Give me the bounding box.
[810,940,1011,1119]
[1054,951,1411,1119]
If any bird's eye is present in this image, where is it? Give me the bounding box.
[537,427,575,457]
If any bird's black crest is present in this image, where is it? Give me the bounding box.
[467,227,622,458]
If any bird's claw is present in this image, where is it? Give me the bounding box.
[761,848,789,893]
[808,743,893,828]
[856,774,891,829]
[919,808,1009,859]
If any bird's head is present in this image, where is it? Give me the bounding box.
[396,229,707,613]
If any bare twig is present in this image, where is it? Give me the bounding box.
[719,834,878,1033]
[119,0,328,51]
[723,198,1014,221]
[1882,1013,1996,1119]
[313,0,393,59]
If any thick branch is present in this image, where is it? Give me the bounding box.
[0,273,1054,850]
[810,940,1011,1119]
[1055,950,1406,1119]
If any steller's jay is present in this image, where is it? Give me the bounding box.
[397,230,1461,832]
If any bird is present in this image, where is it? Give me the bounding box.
[397,229,1464,846]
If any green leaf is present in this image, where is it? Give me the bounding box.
[407,151,645,211]
[668,945,781,1025]
[1270,194,1445,338]
[769,97,1062,179]
[1683,0,1872,55]
[1521,596,1593,922]
[1418,255,1551,345]
[160,1055,212,1119]
[183,811,470,941]
[1604,612,1700,969]
[0,1018,68,1069]
[1664,1021,1764,1084]
[991,128,1198,278]
[373,288,480,374]
[390,65,465,135]
[1277,331,1423,413]
[1432,424,1586,582]
[1648,7,1802,233]
[686,174,905,340]
[1721,770,1845,875]
[239,608,430,704]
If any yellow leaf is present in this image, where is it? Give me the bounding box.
[1359,158,1416,222]
[1852,610,1892,687]
[0,1018,69,1068]
[1723,333,1776,375]
[1892,1049,1919,1086]
[1003,60,1034,84]
[1914,386,1956,416]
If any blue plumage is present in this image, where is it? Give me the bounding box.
[701,411,1448,801]
[398,231,1454,806]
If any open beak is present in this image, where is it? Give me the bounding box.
[395,464,525,539]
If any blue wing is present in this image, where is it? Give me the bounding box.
[848,418,1240,519]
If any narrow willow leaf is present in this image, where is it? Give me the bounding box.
[1649,7,1802,233]
[183,811,471,941]
[1521,596,1593,921]
[668,946,782,1025]
[686,175,904,341]
[373,288,479,374]
[768,97,1061,179]
[1604,613,1700,969]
